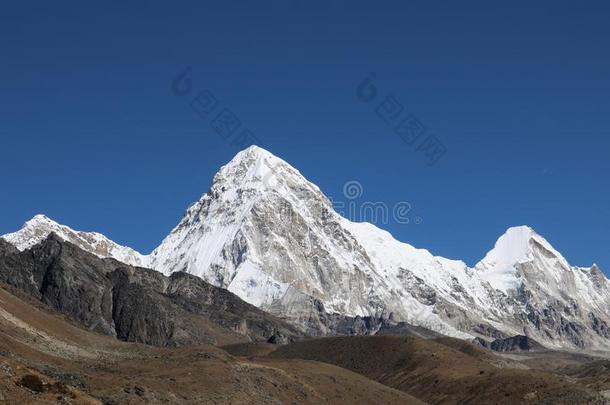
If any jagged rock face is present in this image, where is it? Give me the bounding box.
[0,236,302,346]
[474,335,544,352]
[3,146,610,352]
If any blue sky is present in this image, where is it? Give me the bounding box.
[1,1,609,274]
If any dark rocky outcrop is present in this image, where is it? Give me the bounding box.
[474,335,544,352]
[376,321,444,339]
[0,235,302,346]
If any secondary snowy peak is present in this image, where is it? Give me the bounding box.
[1,215,147,267]
[478,226,566,268]
[480,226,540,267]
[2,215,58,250]
[475,225,570,293]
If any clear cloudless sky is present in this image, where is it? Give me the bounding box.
[1,1,609,274]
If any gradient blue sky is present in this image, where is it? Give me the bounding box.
[1,1,609,274]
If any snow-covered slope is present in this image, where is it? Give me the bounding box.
[3,146,609,350]
[1,215,148,267]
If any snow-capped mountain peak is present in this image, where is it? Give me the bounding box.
[484,225,539,264]
[478,225,565,266]
[475,225,563,293]
[1,214,147,267]
[3,214,74,250]
[475,225,571,293]
[210,144,322,199]
[148,145,336,308]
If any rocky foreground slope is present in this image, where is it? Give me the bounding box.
[0,281,422,405]
[3,146,610,351]
[1,194,609,403]
[0,235,301,346]
[2,275,609,404]
[267,336,610,404]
